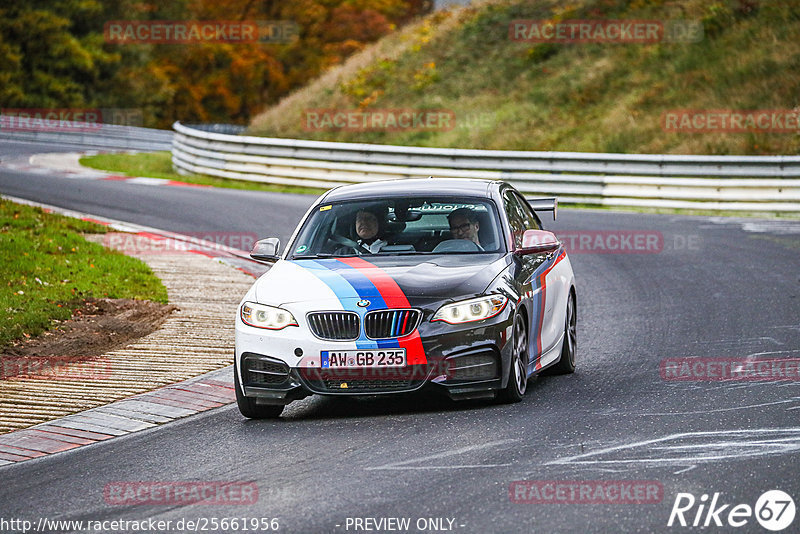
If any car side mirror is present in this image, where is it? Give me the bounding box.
[515,230,560,256]
[250,237,281,263]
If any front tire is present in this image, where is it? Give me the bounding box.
[234,367,284,419]
[499,312,529,403]
[548,292,576,375]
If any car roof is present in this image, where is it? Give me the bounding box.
[321,178,502,202]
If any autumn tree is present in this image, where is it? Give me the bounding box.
[0,0,431,127]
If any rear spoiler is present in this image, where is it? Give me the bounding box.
[526,197,558,220]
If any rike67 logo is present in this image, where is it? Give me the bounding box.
[668,490,795,531]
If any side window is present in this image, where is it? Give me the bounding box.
[513,192,541,231]
[503,190,527,248]
[503,190,541,248]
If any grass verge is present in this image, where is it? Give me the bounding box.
[79,152,325,195]
[249,0,800,156]
[0,198,168,348]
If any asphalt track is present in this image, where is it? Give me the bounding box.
[1,139,800,533]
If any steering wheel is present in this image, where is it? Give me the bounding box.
[330,233,369,254]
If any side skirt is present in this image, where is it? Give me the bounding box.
[529,331,564,376]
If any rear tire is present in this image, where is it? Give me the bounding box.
[234,367,284,419]
[548,292,576,375]
[498,312,529,403]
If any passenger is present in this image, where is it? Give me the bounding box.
[355,208,388,253]
[447,207,483,249]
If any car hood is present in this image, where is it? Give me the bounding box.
[254,254,509,307]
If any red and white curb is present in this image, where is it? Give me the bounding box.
[1,151,209,188]
[0,366,235,466]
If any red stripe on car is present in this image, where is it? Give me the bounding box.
[337,257,427,365]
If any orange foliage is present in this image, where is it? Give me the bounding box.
[122,0,428,127]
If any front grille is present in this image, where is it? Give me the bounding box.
[299,368,426,393]
[447,352,499,381]
[243,356,290,385]
[307,312,360,341]
[364,309,421,339]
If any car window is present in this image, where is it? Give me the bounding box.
[514,192,542,231]
[289,197,504,258]
[502,190,526,249]
[502,189,541,249]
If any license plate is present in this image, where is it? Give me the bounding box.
[321,349,406,368]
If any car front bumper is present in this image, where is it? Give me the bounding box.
[235,305,515,403]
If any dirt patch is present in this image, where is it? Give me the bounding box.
[2,298,177,379]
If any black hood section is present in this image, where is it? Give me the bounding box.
[365,253,509,301]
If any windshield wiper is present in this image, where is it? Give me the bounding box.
[292,253,335,259]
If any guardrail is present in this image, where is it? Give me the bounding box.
[172,121,800,212]
[0,117,172,151]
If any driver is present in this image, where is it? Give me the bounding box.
[447,207,483,249]
[355,208,387,253]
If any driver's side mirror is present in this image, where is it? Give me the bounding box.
[250,237,281,263]
[515,230,560,256]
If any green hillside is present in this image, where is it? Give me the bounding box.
[248,0,800,155]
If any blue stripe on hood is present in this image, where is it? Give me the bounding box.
[295,260,404,350]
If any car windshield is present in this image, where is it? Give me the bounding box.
[288,197,504,258]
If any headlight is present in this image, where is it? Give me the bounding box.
[431,295,508,324]
[240,302,298,330]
